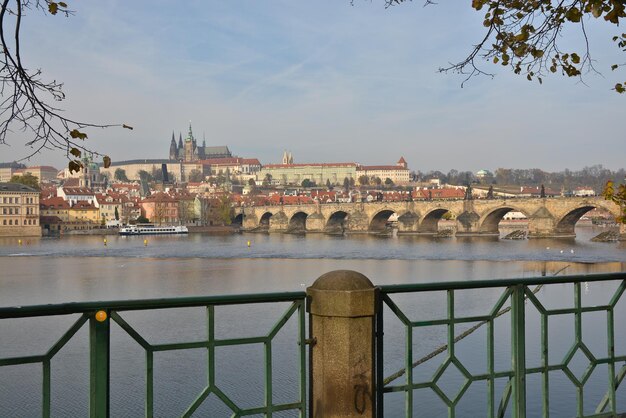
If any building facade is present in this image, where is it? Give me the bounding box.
[15,166,59,184]
[0,162,26,182]
[0,183,41,237]
[99,160,183,183]
[260,163,358,186]
[356,157,410,185]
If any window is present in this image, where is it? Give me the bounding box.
[8,219,12,225]
[2,220,5,225]
[8,208,12,215]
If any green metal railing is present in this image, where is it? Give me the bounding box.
[0,292,307,418]
[377,273,626,418]
[2,273,626,417]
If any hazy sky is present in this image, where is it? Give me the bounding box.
[2,0,625,173]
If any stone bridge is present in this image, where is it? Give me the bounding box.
[234,196,624,238]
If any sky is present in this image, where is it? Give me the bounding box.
[2,0,625,173]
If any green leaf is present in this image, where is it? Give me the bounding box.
[571,53,580,64]
[103,155,112,168]
[70,147,81,158]
[611,64,619,71]
[58,1,67,7]
[48,2,58,14]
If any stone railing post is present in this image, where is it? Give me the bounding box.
[307,270,377,418]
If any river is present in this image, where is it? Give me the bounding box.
[0,226,625,417]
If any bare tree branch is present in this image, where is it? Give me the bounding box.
[0,0,126,172]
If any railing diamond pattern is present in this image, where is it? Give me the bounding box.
[379,275,626,418]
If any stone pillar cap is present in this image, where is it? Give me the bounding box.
[310,270,374,291]
[307,270,376,317]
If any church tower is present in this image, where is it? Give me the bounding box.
[183,122,196,162]
[169,131,178,161]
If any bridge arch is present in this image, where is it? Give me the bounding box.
[554,205,596,236]
[325,211,349,234]
[479,207,528,234]
[232,213,244,226]
[259,212,273,229]
[288,211,308,233]
[369,209,397,232]
[419,208,452,233]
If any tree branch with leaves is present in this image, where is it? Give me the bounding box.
[0,0,131,173]
[603,180,626,224]
[386,0,626,92]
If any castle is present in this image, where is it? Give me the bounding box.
[169,123,232,162]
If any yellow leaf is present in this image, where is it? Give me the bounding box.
[103,156,112,168]
[70,147,81,158]
[69,129,88,140]
[48,2,58,14]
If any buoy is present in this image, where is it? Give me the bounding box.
[247,240,251,247]
[560,250,564,254]
[570,249,574,254]
[103,238,107,246]
[144,239,148,247]
[18,239,22,246]
[546,247,550,250]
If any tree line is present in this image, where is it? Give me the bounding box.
[415,165,625,192]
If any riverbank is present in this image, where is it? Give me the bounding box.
[60,225,240,236]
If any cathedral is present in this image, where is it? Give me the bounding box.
[169,123,232,162]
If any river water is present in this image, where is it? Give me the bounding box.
[0,226,625,417]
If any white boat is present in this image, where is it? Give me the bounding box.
[119,224,189,235]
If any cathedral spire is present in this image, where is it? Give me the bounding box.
[169,132,178,161]
[178,133,183,149]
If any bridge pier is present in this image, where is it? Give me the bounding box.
[242,213,258,231]
[268,211,289,233]
[346,210,370,233]
[397,211,420,233]
[455,211,487,236]
[305,212,325,233]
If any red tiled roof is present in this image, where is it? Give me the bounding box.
[263,163,357,169]
[360,165,408,171]
[63,187,94,195]
[416,188,465,199]
[63,178,80,187]
[27,166,58,171]
[241,158,261,165]
[198,158,243,165]
[72,201,97,209]
[41,197,70,209]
